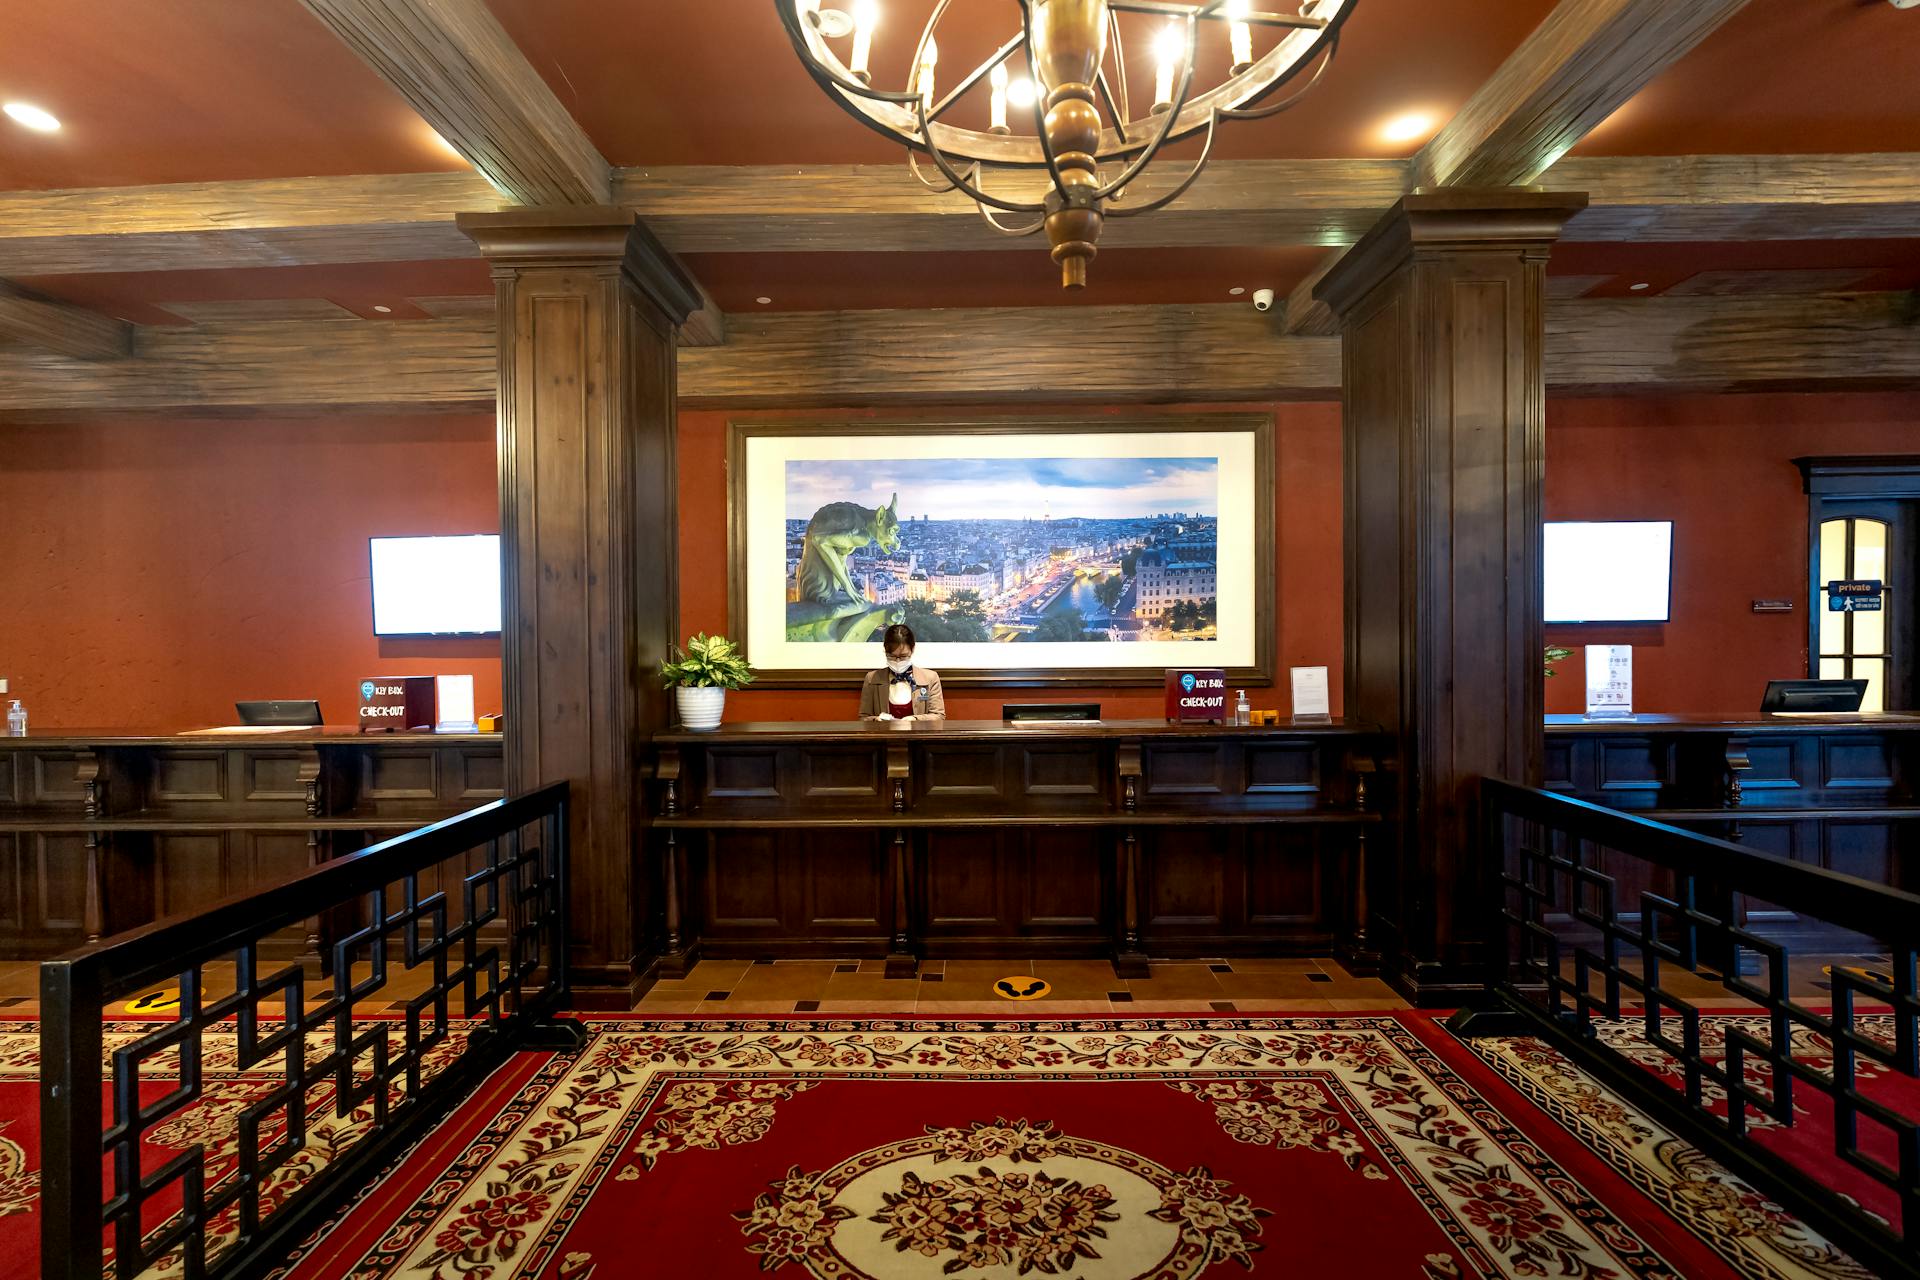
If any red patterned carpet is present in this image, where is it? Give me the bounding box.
[0,1013,1886,1279]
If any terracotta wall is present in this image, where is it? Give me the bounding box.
[1542,391,1920,714]
[5,391,1914,733]
[674,404,1347,723]
[0,414,501,731]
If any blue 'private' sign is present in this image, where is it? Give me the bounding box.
[1827,580,1884,612]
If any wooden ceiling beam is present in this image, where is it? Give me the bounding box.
[0,280,132,360]
[1412,0,1751,191]
[297,0,610,205]
[1285,0,1751,333]
[2,295,1914,420]
[1,155,1913,277]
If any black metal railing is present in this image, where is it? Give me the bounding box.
[1461,779,1919,1279]
[39,781,574,1280]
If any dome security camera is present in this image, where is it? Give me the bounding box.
[1252,288,1275,312]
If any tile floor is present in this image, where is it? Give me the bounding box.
[632,956,1408,1015]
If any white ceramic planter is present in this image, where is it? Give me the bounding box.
[675,685,727,731]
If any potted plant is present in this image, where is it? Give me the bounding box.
[660,633,754,731]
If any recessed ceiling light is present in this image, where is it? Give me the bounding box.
[1628,282,1650,291]
[3,102,60,132]
[1377,111,1434,144]
[1228,286,1245,296]
[428,129,463,157]
[756,296,773,305]
[373,304,393,313]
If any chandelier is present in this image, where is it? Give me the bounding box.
[778,0,1355,288]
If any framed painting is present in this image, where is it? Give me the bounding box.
[726,416,1275,687]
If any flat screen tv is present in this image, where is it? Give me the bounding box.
[370,535,503,636]
[1544,521,1673,623]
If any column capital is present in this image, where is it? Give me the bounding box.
[1313,190,1589,321]
[456,206,701,326]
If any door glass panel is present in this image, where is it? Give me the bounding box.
[1820,657,1847,680]
[1819,593,1846,655]
[1819,518,1847,583]
[1854,658,1886,714]
[1854,519,1888,575]
[1855,602,1886,655]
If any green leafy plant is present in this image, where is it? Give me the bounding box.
[660,633,756,689]
[1544,645,1574,678]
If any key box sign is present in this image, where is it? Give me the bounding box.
[1164,668,1228,723]
[358,676,437,732]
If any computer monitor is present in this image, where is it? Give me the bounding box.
[1003,703,1101,722]
[1759,680,1867,714]
[236,699,324,727]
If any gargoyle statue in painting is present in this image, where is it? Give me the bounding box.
[787,494,904,642]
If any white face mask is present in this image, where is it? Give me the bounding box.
[887,657,912,675]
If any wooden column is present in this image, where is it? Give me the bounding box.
[1314,190,1587,1005]
[457,208,699,1008]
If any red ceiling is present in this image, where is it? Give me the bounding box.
[0,1,1914,317]
[1573,0,1920,156]
[0,1,467,191]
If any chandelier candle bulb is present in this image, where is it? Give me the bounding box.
[917,37,938,111]
[989,61,1009,132]
[850,0,879,83]
[1227,0,1254,73]
[1152,22,1183,113]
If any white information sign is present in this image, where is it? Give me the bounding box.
[1584,645,1634,719]
[1290,665,1331,720]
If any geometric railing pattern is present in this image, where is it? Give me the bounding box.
[1471,779,1919,1280]
[39,782,572,1280]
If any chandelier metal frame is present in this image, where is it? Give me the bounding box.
[776,0,1356,284]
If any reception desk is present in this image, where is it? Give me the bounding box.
[648,719,1386,977]
[1543,713,1919,947]
[0,728,503,956]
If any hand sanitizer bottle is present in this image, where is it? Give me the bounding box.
[6,700,24,737]
[1234,689,1251,726]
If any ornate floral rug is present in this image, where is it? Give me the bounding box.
[264,1014,1870,1280]
[1442,1011,1907,1280]
[0,1014,1880,1280]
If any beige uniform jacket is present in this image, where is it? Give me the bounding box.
[859,666,947,721]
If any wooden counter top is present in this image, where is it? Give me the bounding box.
[653,717,1374,744]
[0,727,502,747]
[1544,713,1920,734]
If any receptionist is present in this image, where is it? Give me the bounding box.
[860,623,947,722]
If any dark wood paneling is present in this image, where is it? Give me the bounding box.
[703,832,784,931]
[245,753,310,802]
[921,829,1004,931]
[708,749,781,800]
[456,749,505,799]
[920,745,1003,800]
[1022,746,1103,798]
[154,752,227,803]
[1143,745,1226,797]
[1243,828,1326,927]
[1245,744,1319,796]
[1143,827,1228,929]
[1021,828,1106,930]
[362,750,439,801]
[800,831,888,931]
[802,747,882,799]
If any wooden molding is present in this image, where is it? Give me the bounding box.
[0,295,1914,419]
[1280,250,1343,337]
[297,0,610,205]
[0,281,132,360]
[1412,0,1752,190]
[3,155,1915,276]
[681,283,726,348]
